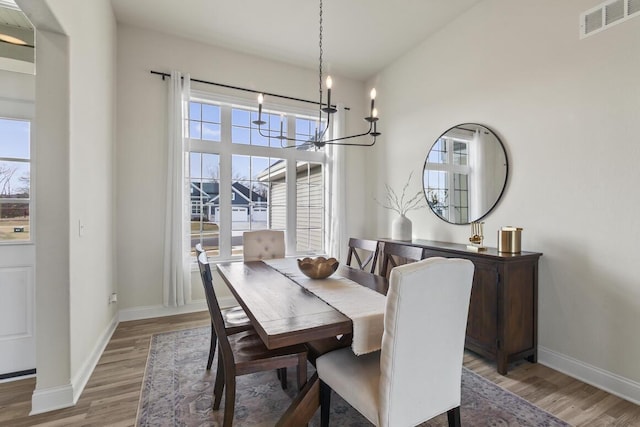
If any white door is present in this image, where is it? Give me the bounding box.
[0,116,36,379]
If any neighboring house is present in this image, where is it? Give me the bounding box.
[258,159,324,251]
[190,181,267,223]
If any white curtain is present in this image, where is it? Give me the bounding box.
[327,105,347,260]
[163,71,192,307]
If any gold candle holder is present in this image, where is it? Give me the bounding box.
[467,221,486,252]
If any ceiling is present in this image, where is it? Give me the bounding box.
[110,0,482,81]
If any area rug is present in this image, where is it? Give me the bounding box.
[136,327,570,426]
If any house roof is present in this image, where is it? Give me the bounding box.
[191,181,267,204]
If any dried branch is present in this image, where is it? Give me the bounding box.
[376,171,427,216]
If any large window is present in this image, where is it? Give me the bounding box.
[189,94,327,259]
[0,118,31,242]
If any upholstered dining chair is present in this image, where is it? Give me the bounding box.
[316,257,475,427]
[346,238,381,274]
[242,229,286,261]
[197,253,308,427]
[379,241,424,279]
[195,242,205,256]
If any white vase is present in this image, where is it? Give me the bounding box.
[392,214,412,241]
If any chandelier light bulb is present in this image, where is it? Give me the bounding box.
[326,76,333,89]
[370,88,377,100]
[252,93,267,126]
[372,108,378,118]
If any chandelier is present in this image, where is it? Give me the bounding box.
[251,0,380,148]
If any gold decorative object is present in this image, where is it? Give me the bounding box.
[467,221,486,252]
[297,256,339,279]
[498,226,523,253]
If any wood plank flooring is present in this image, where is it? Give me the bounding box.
[1,311,639,426]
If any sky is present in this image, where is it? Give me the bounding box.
[0,118,30,196]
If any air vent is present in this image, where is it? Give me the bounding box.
[580,0,640,38]
[605,0,625,23]
[585,9,603,33]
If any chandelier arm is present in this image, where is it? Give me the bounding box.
[254,122,321,148]
[320,136,377,147]
[256,115,378,147]
[321,124,376,145]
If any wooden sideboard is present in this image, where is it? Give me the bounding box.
[379,238,542,375]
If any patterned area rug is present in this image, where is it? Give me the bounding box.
[136,327,570,426]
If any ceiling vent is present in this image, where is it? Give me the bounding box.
[580,0,640,37]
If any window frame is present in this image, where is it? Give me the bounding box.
[189,90,328,261]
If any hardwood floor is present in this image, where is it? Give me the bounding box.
[1,311,639,426]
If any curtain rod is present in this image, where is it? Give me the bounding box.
[150,70,344,110]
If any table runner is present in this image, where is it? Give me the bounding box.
[263,258,385,355]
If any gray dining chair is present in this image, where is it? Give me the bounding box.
[316,257,474,427]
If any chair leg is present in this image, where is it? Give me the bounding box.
[279,367,288,390]
[320,380,331,427]
[223,373,236,427]
[297,354,307,390]
[207,322,216,370]
[213,354,225,410]
[447,406,461,427]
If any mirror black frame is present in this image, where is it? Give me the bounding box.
[423,123,508,225]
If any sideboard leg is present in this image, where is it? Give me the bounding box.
[497,352,508,375]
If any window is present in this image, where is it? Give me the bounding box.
[189,93,327,259]
[0,118,31,242]
[296,161,324,252]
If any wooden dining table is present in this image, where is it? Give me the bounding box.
[216,260,388,426]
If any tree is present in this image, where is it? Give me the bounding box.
[0,164,17,196]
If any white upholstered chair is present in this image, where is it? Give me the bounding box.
[242,229,286,261]
[316,257,475,427]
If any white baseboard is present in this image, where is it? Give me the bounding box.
[70,312,119,404]
[538,346,640,405]
[30,383,74,415]
[117,297,237,322]
[30,313,119,415]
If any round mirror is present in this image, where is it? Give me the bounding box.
[423,123,508,224]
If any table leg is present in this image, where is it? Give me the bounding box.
[276,372,320,427]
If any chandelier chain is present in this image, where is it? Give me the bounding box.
[251,0,379,147]
[318,0,323,102]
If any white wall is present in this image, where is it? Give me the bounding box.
[0,69,33,110]
[369,0,640,401]
[60,0,118,395]
[115,25,369,313]
[31,25,72,413]
[20,0,118,413]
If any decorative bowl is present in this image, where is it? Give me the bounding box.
[297,256,339,280]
